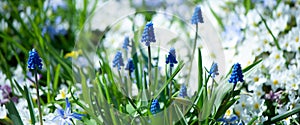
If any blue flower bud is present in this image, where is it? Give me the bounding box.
[179,84,187,98]
[112,51,124,70]
[166,48,178,67]
[228,63,244,84]
[191,5,204,24]
[141,22,156,46]
[209,62,219,78]
[122,36,130,50]
[125,58,135,73]
[27,48,43,70]
[150,99,160,114]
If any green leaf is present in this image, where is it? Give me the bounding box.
[153,61,185,99]
[174,104,188,125]
[79,69,93,111]
[269,106,300,124]
[243,0,251,15]
[5,101,24,125]
[53,64,61,92]
[24,87,36,124]
[247,116,258,125]
[208,3,225,30]
[242,59,262,73]
[258,13,281,50]
[173,97,193,106]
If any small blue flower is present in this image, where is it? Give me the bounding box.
[166,48,178,67]
[228,63,244,84]
[209,62,219,78]
[53,98,85,125]
[125,58,135,73]
[179,85,187,98]
[27,48,43,70]
[141,22,156,46]
[217,115,241,125]
[150,99,160,114]
[112,51,124,70]
[191,5,204,24]
[122,36,130,50]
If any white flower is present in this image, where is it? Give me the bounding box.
[55,87,71,100]
[0,105,7,119]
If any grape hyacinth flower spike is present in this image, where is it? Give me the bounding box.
[141,21,156,87]
[125,58,135,73]
[187,5,203,85]
[53,98,85,124]
[228,63,244,85]
[112,51,124,70]
[166,47,178,68]
[27,48,43,125]
[28,48,43,70]
[179,84,187,98]
[141,21,156,46]
[191,5,204,25]
[150,99,160,114]
[209,62,219,79]
[209,62,219,97]
[122,36,130,50]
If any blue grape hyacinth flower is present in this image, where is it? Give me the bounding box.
[179,84,187,98]
[53,98,85,125]
[150,99,160,114]
[166,48,178,67]
[125,58,135,73]
[209,62,219,78]
[122,36,130,50]
[141,22,156,46]
[112,51,124,70]
[27,48,43,70]
[217,115,242,125]
[191,5,204,24]
[228,63,244,84]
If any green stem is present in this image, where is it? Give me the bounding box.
[210,79,214,98]
[148,46,152,88]
[187,24,198,84]
[169,66,173,125]
[35,69,43,125]
[128,71,132,97]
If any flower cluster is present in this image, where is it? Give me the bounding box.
[125,58,135,73]
[178,84,187,98]
[27,48,43,70]
[150,99,160,114]
[209,62,219,78]
[112,51,125,70]
[141,22,156,46]
[228,63,244,84]
[191,5,204,24]
[166,48,178,67]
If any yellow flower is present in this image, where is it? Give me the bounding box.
[64,50,82,59]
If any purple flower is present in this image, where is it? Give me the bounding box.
[53,98,85,124]
[0,85,18,105]
[265,91,282,101]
